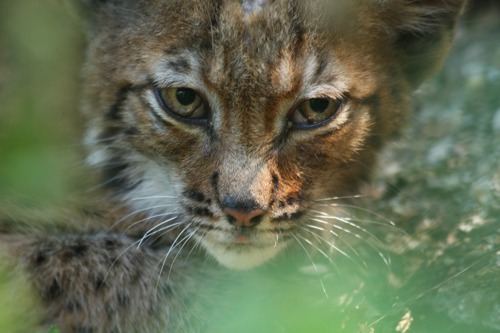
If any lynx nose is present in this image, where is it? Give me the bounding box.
[224,207,266,228]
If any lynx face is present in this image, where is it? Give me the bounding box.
[82,0,464,269]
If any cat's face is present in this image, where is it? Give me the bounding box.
[81,0,464,269]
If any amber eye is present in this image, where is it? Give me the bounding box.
[155,87,207,121]
[290,98,344,129]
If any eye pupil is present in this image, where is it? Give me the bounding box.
[176,88,197,106]
[290,96,345,129]
[309,98,330,113]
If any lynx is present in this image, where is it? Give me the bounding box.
[0,0,466,332]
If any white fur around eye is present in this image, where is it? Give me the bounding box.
[151,52,201,88]
[303,55,320,84]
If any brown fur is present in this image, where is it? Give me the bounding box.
[1,0,465,332]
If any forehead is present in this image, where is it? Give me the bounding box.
[211,0,311,53]
[105,0,372,99]
[153,0,319,96]
[144,0,316,54]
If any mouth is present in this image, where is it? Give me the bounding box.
[233,233,254,245]
[193,225,291,270]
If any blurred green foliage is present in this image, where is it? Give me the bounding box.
[48,326,61,333]
[0,0,85,204]
[0,1,85,331]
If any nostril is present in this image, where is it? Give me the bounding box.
[250,214,263,225]
[224,207,266,228]
[227,214,237,225]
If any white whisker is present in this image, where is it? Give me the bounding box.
[183,227,204,264]
[131,195,178,201]
[122,211,180,234]
[302,224,352,259]
[312,217,391,268]
[313,204,395,226]
[137,217,182,248]
[291,233,329,298]
[312,214,383,244]
[165,226,200,284]
[155,223,193,289]
[112,204,181,227]
[309,209,407,235]
[305,221,368,268]
[314,194,364,202]
[102,234,165,286]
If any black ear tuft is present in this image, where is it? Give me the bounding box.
[392,0,467,87]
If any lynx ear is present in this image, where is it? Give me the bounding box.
[76,0,139,36]
[390,0,467,87]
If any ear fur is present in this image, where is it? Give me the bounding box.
[76,0,141,36]
[387,0,467,87]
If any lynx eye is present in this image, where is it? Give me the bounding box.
[290,98,344,129]
[155,87,207,121]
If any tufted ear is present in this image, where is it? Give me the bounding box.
[389,0,467,87]
[76,0,141,36]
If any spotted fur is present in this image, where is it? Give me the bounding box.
[1,0,465,332]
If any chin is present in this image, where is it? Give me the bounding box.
[200,239,288,270]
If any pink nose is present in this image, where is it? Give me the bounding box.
[224,208,266,228]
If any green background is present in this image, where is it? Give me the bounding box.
[0,0,84,204]
[0,1,84,331]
